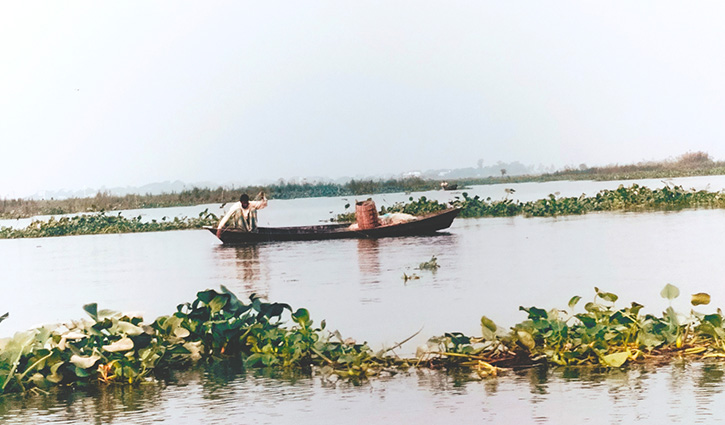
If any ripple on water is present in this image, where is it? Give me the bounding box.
[6,179,725,422]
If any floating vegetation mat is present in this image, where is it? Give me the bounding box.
[0,210,218,239]
[335,183,725,222]
[4,184,725,239]
[1,284,725,395]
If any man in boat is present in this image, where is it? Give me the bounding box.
[216,192,267,238]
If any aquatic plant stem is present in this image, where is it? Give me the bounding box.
[17,352,53,383]
[1,350,24,392]
[310,347,334,365]
[432,352,496,361]
[378,328,423,357]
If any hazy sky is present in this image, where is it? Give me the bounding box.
[2,1,725,197]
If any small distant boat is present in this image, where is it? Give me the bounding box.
[440,182,458,191]
[206,208,460,243]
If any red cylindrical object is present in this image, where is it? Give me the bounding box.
[355,200,380,229]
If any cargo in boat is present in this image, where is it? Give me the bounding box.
[206,208,460,243]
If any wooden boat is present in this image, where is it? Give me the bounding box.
[205,208,460,243]
[440,182,458,191]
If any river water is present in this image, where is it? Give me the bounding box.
[2,176,725,424]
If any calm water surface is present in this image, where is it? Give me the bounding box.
[1,362,725,425]
[2,178,725,423]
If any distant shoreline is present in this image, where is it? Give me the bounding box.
[2,152,724,220]
[5,182,725,239]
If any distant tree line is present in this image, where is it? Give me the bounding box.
[2,152,723,219]
[0,177,439,219]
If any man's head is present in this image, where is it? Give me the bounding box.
[240,193,250,208]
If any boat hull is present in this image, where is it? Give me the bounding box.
[206,208,460,243]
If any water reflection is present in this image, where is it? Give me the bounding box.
[233,244,261,283]
[201,359,246,396]
[7,186,725,423]
[5,363,725,424]
[213,243,269,297]
[697,362,725,388]
[0,381,169,425]
[357,239,380,278]
[527,365,550,396]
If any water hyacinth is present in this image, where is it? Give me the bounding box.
[3,284,725,395]
[0,210,218,239]
[463,184,725,217]
[4,184,725,239]
[335,184,725,222]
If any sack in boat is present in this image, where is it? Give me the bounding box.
[380,212,416,225]
[355,200,380,230]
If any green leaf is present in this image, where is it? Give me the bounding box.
[595,288,618,303]
[173,326,190,338]
[445,332,470,346]
[520,306,547,320]
[516,330,536,350]
[584,302,601,313]
[262,302,290,318]
[47,362,65,384]
[0,312,8,324]
[480,316,497,333]
[115,321,145,336]
[102,337,134,352]
[207,295,228,315]
[70,354,100,369]
[691,293,711,306]
[638,332,664,349]
[30,373,47,388]
[568,296,582,310]
[83,303,98,322]
[481,316,497,340]
[576,314,596,327]
[220,285,247,313]
[74,366,92,378]
[602,351,629,367]
[629,302,644,317]
[292,308,310,325]
[251,296,262,313]
[665,306,680,327]
[703,314,722,328]
[196,289,219,304]
[660,283,680,301]
[244,353,262,367]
